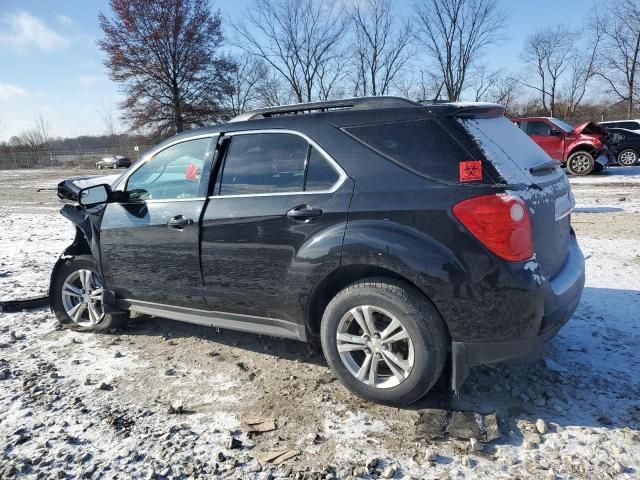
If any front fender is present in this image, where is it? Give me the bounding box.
[49,204,106,304]
[566,140,602,158]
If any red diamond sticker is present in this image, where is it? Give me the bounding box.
[459,160,483,182]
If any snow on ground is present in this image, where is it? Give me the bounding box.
[570,166,640,185]
[0,214,75,300]
[0,167,638,479]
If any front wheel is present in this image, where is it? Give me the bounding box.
[50,255,127,332]
[320,278,448,406]
[617,149,638,166]
[566,151,595,176]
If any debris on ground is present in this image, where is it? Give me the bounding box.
[255,449,300,464]
[415,408,500,443]
[241,415,277,433]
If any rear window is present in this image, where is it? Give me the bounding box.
[459,116,555,183]
[344,118,486,183]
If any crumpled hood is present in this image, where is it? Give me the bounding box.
[574,121,607,136]
[57,173,121,204]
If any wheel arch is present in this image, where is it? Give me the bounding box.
[48,226,93,303]
[305,264,452,343]
[567,143,598,159]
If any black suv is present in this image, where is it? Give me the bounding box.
[52,97,585,406]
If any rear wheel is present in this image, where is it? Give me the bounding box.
[51,255,127,332]
[566,151,595,175]
[320,278,447,406]
[618,149,638,166]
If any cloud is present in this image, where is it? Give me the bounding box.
[0,10,70,51]
[0,83,27,101]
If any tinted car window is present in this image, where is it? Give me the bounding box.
[345,118,482,182]
[220,133,308,195]
[618,121,640,129]
[526,121,552,136]
[126,138,211,201]
[305,147,340,191]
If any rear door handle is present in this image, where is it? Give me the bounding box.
[286,205,323,220]
[167,215,194,229]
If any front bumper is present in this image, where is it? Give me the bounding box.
[451,235,585,392]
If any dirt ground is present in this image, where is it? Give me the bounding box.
[0,167,639,479]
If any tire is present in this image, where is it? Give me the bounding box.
[97,165,103,170]
[617,148,638,167]
[566,151,595,176]
[50,255,128,332]
[320,278,448,406]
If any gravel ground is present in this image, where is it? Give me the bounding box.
[0,166,639,479]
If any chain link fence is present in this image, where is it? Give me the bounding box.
[0,145,153,170]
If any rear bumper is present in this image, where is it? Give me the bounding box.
[451,235,585,392]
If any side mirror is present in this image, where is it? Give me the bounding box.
[78,184,112,207]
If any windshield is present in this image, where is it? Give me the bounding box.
[549,118,574,133]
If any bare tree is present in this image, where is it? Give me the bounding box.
[16,115,51,149]
[468,66,520,111]
[98,0,236,136]
[489,75,521,113]
[98,102,120,138]
[413,0,506,101]
[232,0,347,103]
[468,65,498,101]
[593,0,640,118]
[226,54,269,116]
[350,0,413,96]
[35,114,50,147]
[255,73,296,107]
[520,26,578,117]
[394,68,444,102]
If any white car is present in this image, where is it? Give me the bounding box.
[599,119,640,135]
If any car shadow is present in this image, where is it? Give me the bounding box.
[121,314,326,366]
[112,286,639,443]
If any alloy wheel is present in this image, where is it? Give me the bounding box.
[61,269,105,327]
[570,154,592,174]
[336,305,415,389]
[618,150,638,166]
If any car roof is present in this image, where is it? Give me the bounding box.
[161,98,505,147]
[600,119,640,123]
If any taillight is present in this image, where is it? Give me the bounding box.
[452,194,533,262]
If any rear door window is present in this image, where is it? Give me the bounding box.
[218,133,342,195]
[305,147,340,191]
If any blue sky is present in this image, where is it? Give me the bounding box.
[0,0,593,140]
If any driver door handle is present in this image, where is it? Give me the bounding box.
[167,215,194,229]
[286,204,323,220]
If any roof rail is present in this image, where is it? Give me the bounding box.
[229,96,420,122]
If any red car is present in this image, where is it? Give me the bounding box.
[512,117,610,175]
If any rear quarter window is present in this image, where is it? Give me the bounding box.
[343,118,493,183]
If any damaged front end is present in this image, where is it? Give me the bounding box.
[49,174,121,309]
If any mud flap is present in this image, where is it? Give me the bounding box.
[451,342,470,394]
